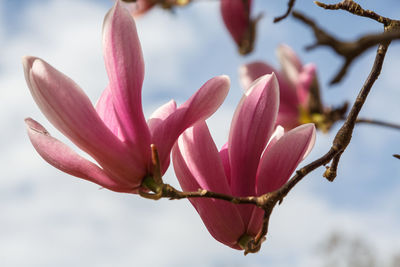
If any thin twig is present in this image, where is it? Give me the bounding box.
[355,118,400,130]
[274,0,296,23]
[292,11,400,84]
[315,0,391,26]
[324,42,390,180]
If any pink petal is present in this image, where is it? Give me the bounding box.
[23,56,145,188]
[219,142,231,186]
[296,63,316,108]
[247,206,264,237]
[147,100,177,136]
[256,123,316,195]
[276,106,300,130]
[265,125,284,149]
[228,73,279,225]
[220,0,252,46]
[277,44,303,87]
[229,74,279,196]
[172,122,245,247]
[25,118,132,193]
[239,61,298,110]
[95,85,125,141]
[147,100,177,171]
[247,124,315,235]
[278,76,299,109]
[103,1,151,163]
[152,76,230,174]
[239,62,276,91]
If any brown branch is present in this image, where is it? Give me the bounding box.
[394,154,400,160]
[314,0,391,26]
[324,42,390,181]
[274,0,296,23]
[355,118,400,130]
[292,11,400,84]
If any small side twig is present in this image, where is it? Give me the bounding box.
[274,0,296,23]
[355,118,400,130]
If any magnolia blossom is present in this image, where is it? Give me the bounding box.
[220,0,256,55]
[240,44,316,130]
[24,1,229,193]
[172,74,316,249]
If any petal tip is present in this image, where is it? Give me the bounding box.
[219,74,231,85]
[25,118,49,135]
[22,56,36,70]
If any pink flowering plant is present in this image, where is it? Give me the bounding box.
[22,0,322,255]
[24,1,229,193]
[172,74,315,251]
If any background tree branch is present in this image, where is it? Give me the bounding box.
[292,11,400,84]
[274,0,296,23]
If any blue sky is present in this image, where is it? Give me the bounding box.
[1,0,400,266]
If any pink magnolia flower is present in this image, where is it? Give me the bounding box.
[220,0,257,55]
[172,73,316,249]
[24,1,229,193]
[240,44,317,130]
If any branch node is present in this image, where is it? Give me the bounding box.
[323,166,337,182]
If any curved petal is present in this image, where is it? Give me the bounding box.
[172,122,245,247]
[276,107,299,130]
[152,75,230,174]
[228,73,279,226]
[229,74,279,196]
[256,123,316,195]
[220,0,252,46]
[219,142,231,186]
[95,85,125,141]
[25,118,132,192]
[239,62,298,108]
[147,100,177,136]
[277,44,302,87]
[296,63,316,108]
[23,56,145,188]
[278,75,299,108]
[147,100,177,171]
[265,125,284,150]
[239,62,277,91]
[248,124,315,234]
[246,206,264,237]
[103,1,151,162]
